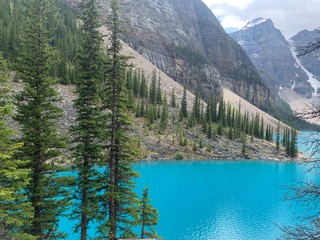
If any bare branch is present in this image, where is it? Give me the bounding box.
[279,222,320,240]
[295,102,320,121]
[296,38,320,57]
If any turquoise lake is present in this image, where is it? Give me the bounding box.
[60,132,320,239]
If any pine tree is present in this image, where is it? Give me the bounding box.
[241,134,247,154]
[289,129,298,158]
[139,187,161,239]
[133,70,140,97]
[170,88,176,108]
[149,70,157,104]
[180,85,188,119]
[140,71,148,99]
[207,124,213,139]
[70,0,104,239]
[156,76,162,104]
[276,121,280,151]
[192,88,201,124]
[260,117,264,139]
[217,94,225,125]
[0,53,34,240]
[100,1,142,238]
[209,92,217,123]
[160,94,169,131]
[253,113,260,138]
[15,0,69,238]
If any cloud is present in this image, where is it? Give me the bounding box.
[202,0,253,10]
[220,16,246,29]
[202,0,320,38]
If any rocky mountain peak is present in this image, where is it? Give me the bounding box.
[290,27,320,93]
[241,18,270,30]
[230,18,312,97]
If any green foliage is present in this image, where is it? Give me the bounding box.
[0,0,80,83]
[276,121,280,151]
[149,71,157,104]
[99,1,141,239]
[289,129,298,158]
[14,1,70,238]
[217,94,225,124]
[160,95,169,131]
[175,152,186,160]
[192,88,201,124]
[70,0,104,238]
[241,134,247,154]
[139,187,161,239]
[156,76,162,104]
[171,88,177,108]
[180,85,188,120]
[0,52,34,240]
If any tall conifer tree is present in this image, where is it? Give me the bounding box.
[170,88,176,108]
[71,0,103,239]
[139,187,161,240]
[149,71,157,104]
[160,94,169,131]
[180,85,188,119]
[276,121,280,151]
[15,0,69,238]
[99,0,142,238]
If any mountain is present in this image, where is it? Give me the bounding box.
[290,28,320,93]
[229,18,313,98]
[66,0,272,110]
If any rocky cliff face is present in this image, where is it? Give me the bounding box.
[291,29,320,84]
[230,18,313,98]
[65,0,272,109]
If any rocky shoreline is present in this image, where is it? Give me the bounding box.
[133,118,307,162]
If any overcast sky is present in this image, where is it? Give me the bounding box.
[202,0,320,39]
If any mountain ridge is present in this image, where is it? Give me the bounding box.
[65,0,273,110]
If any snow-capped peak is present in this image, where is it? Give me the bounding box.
[241,18,269,30]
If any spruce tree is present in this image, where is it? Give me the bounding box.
[209,92,217,123]
[15,0,69,238]
[0,53,34,240]
[192,88,201,124]
[276,121,280,151]
[290,129,298,158]
[149,70,157,104]
[100,1,142,238]
[160,94,169,131]
[139,187,161,240]
[170,88,176,108]
[180,85,188,119]
[140,72,148,99]
[217,94,225,125]
[70,0,104,239]
[156,76,162,104]
[260,117,264,139]
[132,70,139,97]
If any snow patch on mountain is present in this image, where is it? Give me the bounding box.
[241,18,268,30]
[289,39,320,96]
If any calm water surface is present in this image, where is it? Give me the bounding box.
[59,132,320,239]
[134,160,318,240]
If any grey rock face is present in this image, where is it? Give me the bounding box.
[291,29,320,81]
[65,0,272,108]
[230,18,312,97]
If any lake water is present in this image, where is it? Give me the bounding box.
[60,132,320,239]
[135,160,318,240]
